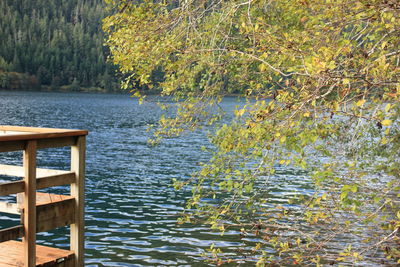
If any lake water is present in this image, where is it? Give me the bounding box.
[0,91,248,266]
[0,91,391,266]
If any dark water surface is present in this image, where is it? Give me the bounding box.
[0,91,390,266]
[0,91,247,266]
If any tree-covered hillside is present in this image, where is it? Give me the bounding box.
[0,0,118,91]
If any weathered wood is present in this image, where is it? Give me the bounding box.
[0,137,78,152]
[0,225,24,242]
[0,164,71,177]
[36,198,75,233]
[24,140,37,267]
[70,136,85,267]
[34,192,73,204]
[17,192,73,205]
[37,172,76,189]
[0,180,24,196]
[0,126,87,266]
[0,240,74,267]
[0,130,31,136]
[0,165,75,199]
[0,140,25,152]
[18,193,74,234]
[0,201,20,214]
[0,171,75,197]
[37,137,77,149]
[0,126,87,142]
[0,125,85,134]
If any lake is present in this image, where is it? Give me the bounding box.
[0,91,390,266]
[0,91,249,266]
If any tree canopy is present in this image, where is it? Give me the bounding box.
[104,0,400,265]
[0,0,118,91]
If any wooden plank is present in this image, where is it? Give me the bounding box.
[0,201,20,214]
[0,137,82,152]
[0,125,86,134]
[0,164,25,176]
[0,140,25,152]
[37,137,77,149]
[70,136,85,267]
[0,126,87,142]
[37,172,76,189]
[0,225,24,242]
[18,193,75,233]
[0,164,72,177]
[36,198,75,233]
[18,192,73,206]
[0,240,74,267]
[0,171,74,197]
[24,140,37,267]
[0,130,31,136]
[0,164,75,184]
[34,193,73,204]
[0,180,24,196]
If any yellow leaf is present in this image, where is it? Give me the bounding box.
[303,112,310,117]
[381,120,392,126]
[384,103,391,112]
[259,63,266,72]
[236,109,245,117]
[381,137,388,145]
[356,99,366,107]
[342,78,350,85]
[333,101,339,112]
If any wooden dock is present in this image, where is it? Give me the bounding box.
[0,126,88,267]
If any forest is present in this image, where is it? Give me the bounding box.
[0,0,118,91]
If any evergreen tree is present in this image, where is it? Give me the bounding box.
[0,0,118,91]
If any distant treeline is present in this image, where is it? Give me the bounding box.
[0,0,119,91]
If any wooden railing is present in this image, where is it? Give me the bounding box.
[0,126,88,267]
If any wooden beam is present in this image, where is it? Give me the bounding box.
[37,136,77,149]
[0,126,88,142]
[23,140,36,267]
[0,226,24,242]
[0,136,82,152]
[18,193,75,233]
[0,125,87,134]
[0,172,74,197]
[0,164,23,176]
[0,180,24,196]
[0,164,74,178]
[0,201,20,214]
[0,140,25,152]
[36,198,75,233]
[18,192,73,205]
[70,136,85,267]
[37,172,75,189]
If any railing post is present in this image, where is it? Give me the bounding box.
[70,136,85,266]
[23,140,37,267]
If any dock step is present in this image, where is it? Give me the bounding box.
[0,240,74,266]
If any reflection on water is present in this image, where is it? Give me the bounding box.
[0,91,388,266]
